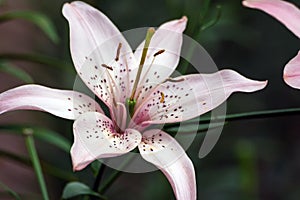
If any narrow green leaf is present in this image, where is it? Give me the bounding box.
[0,0,5,6]
[0,11,59,43]
[200,5,222,31]
[0,149,77,181]
[91,160,102,177]
[199,0,211,20]
[0,125,71,152]
[0,61,34,83]
[0,181,21,200]
[0,149,29,164]
[0,53,73,71]
[28,127,71,152]
[62,182,106,199]
[25,134,49,200]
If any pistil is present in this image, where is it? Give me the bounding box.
[130,28,155,101]
[127,28,155,116]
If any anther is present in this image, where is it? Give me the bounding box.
[101,64,113,71]
[163,77,185,83]
[115,43,122,61]
[154,49,165,57]
[112,97,117,107]
[160,92,165,103]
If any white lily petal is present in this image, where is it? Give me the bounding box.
[138,129,196,200]
[284,50,300,89]
[72,112,141,171]
[133,17,187,106]
[63,1,138,107]
[111,102,128,132]
[0,84,102,120]
[132,70,267,125]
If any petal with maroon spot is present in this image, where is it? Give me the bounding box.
[63,1,138,107]
[138,129,196,200]
[72,111,141,171]
[0,84,102,120]
[133,17,187,107]
[132,69,267,126]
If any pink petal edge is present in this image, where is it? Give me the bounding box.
[0,84,102,120]
[284,50,300,89]
[138,129,197,200]
[132,69,267,125]
[62,1,138,108]
[243,0,300,38]
[138,129,196,200]
[72,112,142,171]
[133,16,188,107]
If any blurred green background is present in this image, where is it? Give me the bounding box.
[0,0,300,199]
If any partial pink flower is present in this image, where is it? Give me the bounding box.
[284,51,300,88]
[0,1,268,199]
[243,0,300,89]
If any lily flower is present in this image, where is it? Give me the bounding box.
[243,0,300,89]
[0,1,267,199]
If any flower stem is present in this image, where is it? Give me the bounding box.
[99,152,136,194]
[189,107,300,124]
[24,133,49,200]
[92,164,106,193]
[98,170,122,194]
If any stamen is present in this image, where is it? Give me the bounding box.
[135,49,165,101]
[130,28,155,101]
[105,73,117,107]
[154,49,165,57]
[160,92,165,103]
[101,63,119,107]
[101,64,113,71]
[163,77,185,83]
[115,43,122,61]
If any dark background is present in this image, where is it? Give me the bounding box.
[0,0,300,199]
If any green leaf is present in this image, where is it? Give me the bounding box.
[199,0,211,20]
[25,134,50,200]
[0,11,59,43]
[0,125,71,152]
[0,53,73,71]
[62,182,105,199]
[0,0,5,6]
[91,160,102,177]
[0,181,21,200]
[0,149,77,181]
[0,61,34,83]
[200,5,222,32]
